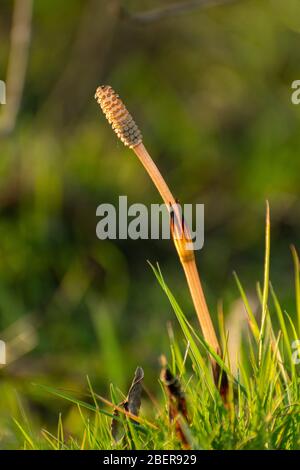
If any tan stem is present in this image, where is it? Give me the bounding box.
[182,261,220,354]
[133,142,221,373]
[134,143,176,206]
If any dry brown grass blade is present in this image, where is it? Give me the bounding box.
[160,355,190,449]
[106,366,147,441]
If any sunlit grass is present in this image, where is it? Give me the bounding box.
[3,207,300,450]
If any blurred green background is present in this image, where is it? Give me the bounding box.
[0,0,300,446]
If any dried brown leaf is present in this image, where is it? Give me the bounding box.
[111,366,144,442]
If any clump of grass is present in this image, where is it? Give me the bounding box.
[11,221,300,449]
[23,227,300,449]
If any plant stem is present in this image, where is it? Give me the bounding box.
[133,143,221,375]
[94,85,223,383]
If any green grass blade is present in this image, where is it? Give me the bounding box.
[291,245,300,336]
[233,271,260,341]
[259,201,271,363]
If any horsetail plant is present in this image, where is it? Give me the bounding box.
[95,85,224,385]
